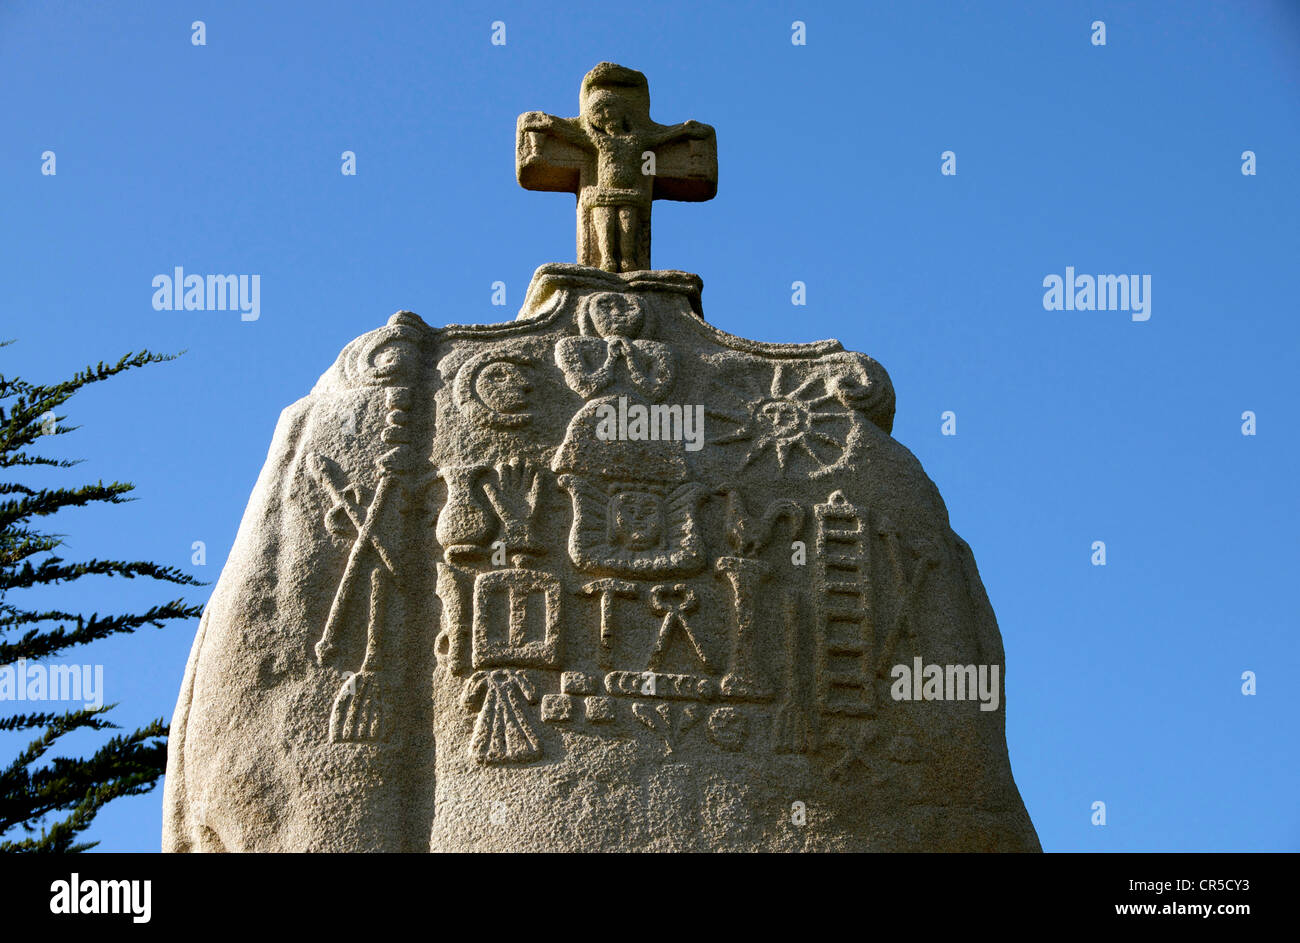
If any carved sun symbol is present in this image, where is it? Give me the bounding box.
[707,363,853,475]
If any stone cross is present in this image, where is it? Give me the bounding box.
[516,62,717,273]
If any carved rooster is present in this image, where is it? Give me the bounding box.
[716,488,804,557]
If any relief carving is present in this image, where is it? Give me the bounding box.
[462,669,542,764]
[713,489,804,702]
[308,334,424,744]
[632,702,702,755]
[452,346,539,429]
[471,567,562,670]
[707,360,859,478]
[555,292,674,400]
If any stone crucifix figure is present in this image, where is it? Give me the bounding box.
[516,62,717,273]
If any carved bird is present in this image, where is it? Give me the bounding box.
[716,488,804,557]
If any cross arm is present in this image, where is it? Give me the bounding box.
[648,119,715,147]
[516,112,592,194]
[647,120,717,202]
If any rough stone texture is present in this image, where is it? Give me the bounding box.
[517,62,716,273]
[163,64,1039,853]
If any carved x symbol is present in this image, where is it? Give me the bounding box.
[648,584,711,671]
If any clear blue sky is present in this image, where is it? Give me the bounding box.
[2,0,1296,852]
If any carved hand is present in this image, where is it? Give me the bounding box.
[482,458,543,549]
[680,119,711,139]
[519,111,554,132]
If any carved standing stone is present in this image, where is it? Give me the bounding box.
[163,63,1039,853]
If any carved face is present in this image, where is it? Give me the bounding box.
[370,338,418,382]
[475,361,531,413]
[756,398,809,441]
[585,292,644,339]
[585,90,629,134]
[608,491,664,550]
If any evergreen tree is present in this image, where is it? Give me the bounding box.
[0,345,204,851]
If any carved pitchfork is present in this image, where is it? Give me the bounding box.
[306,385,415,742]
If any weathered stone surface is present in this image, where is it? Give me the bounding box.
[163,63,1039,853]
[518,62,716,273]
